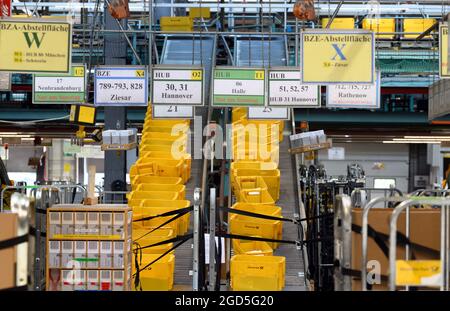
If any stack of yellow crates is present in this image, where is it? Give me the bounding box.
[128,105,191,291]
[229,108,286,291]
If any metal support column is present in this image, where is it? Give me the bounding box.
[103,4,127,197]
[193,188,201,291]
[209,188,217,291]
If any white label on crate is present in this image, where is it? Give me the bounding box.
[152,105,194,119]
[326,71,381,109]
[247,107,290,120]
[152,67,204,106]
[94,66,148,106]
[268,69,321,107]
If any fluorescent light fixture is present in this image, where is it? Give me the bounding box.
[383,141,440,144]
[404,136,450,139]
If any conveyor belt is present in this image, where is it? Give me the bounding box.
[273,127,307,291]
[235,35,287,67]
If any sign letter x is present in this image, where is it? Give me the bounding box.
[331,44,347,61]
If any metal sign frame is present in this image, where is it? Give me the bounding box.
[151,104,195,119]
[300,29,375,84]
[212,66,266,107]
[439,23,450,79]
[94,65,148,107]
[32,64,87,104]
[267,67,321,108]
[326,71,381,109]
[0,18,72,74]
[151,64,205,107]
[247,107,290,120]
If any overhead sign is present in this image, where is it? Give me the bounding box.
[268,68,320,107]
[0,0,11,17]
[440,24,449,78]
[0,19,72,73]
[94,66,148,106]
[33,65,86,104]
[212,67,265,107]
[152,66,204,106]
[248,107,290,120]
[396,260,442,287]
[152,105,194,119]
[301,30,375,84]
[326,71,381,109]
[0,72,11,91]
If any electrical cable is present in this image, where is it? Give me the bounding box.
[0,115,70,125]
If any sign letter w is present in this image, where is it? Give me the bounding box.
[23,32,46,48]
[331,44,346,61]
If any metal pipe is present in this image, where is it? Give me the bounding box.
[193,188,201,291]
[389,198,450,291]
[325,1,344,29]
[361,195,407,290]
[209,188,216,291]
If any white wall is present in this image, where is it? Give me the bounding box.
[318,143,410,193]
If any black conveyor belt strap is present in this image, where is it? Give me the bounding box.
[0,234,28,251]
[220,206,294,223]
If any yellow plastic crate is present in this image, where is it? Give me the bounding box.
[233,240,273,256]
[130,158,188,182]
[139,199,191,235]
[142,123,189,134]
[237,189,275,205]
[233,119,284,142]
[232,146,280,165]
[138,142,187,154]
[230,203,282,249]
[128,191,180,209]
[160,16,193,32]
[142,131,186,141]
[189,7,211,19]
[139,150,192,171]
[135,154,191,181]
[135,184,186,199]
[230,255,285,291]
[403,18,436,39]
[362,18,395,39]
[131,176,183,189]
[133,228,175,254]
[232,107,248,123]
[321,17,355,29]
[140,137,187,149]
[231,170,280,202]
[132,254,175,291]
[235,176,268,192]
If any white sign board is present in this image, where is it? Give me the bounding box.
[78,145,104,159]
[152,66,204,106]
[326,71,380,109]
[152,105,194,119]
[0,72,11,91]
[328,147,345,160]
[248,107,290,120]
[268,69,321,107]
[94,66,148,106]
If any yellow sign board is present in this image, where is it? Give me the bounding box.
[396,260,442,287]
[439,24,449,78]
[301,30,375,84]
[0,19,72,73]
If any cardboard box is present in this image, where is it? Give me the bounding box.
[74,270,86,291]
[48,212,61,239]
[61,241,74,269]
[100,270,112,291]
[100,241,112,268]
[0,213,18,290]
[100,213,113,236]
[87,241,100,268]
[62,212,74,235]
[113,213,125,238]
[112,270,124,291]
[74,241,87,268]
[61,270,73,291]
[48,241,61,268]
[351,208,441,290]
[87,212,100,235]
[113,241,124,268]
[75,212,87,235]
[87,270,99,291]
[48,268,62,291]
